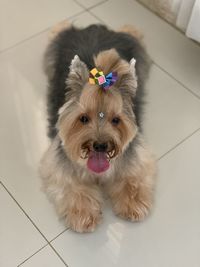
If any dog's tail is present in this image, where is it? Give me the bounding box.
[49,20,71,41]
[118,25,143,41]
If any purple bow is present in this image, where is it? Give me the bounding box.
[103,72,118,90]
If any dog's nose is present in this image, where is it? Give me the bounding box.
[93,142,108,152]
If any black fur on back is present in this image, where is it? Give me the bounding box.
[44,24,151,139]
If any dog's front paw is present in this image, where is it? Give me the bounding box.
[110,182,152,222]
[65,197,102,233]
[113,197,151,222]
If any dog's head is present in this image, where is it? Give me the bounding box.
[57,49,138,174]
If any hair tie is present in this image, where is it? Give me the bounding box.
[89,68,118,90]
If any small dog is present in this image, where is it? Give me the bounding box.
[40,22,156,233]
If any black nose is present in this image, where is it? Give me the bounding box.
[93,142,108,152]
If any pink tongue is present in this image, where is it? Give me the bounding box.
[87,151,110,173]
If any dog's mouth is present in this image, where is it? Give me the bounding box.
[87,151,110,173]
[81,143,117,173]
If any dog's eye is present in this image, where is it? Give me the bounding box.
[112,117,120,125]
[80,115,90,124]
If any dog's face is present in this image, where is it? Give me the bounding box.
[57,49,138,174]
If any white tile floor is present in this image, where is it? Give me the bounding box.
[0,0,200,266]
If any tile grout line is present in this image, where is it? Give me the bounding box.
[0,28,48,54]
[1,131,199,264]
[134,0,185,36]
[49,228,69,243]
[0,1,109,55]
[0,4,104,265]
[0,2,109,56]
[87,2,200,101]
[0,1,199,264]
[0,182,48,241]
[87,9,106,24]
[0,182,69,267]
[153,61,200,101]
[74,0,109,12]
[1,112,199,265]
[135,0,200,48]
[17,244,49,267]
[0,0,199,102]
[87,4,108,24]
[74,0,108,24]
[158,127,200,161]
[48,243,69,267]
[3,123,199,266]
[0,9,86,55]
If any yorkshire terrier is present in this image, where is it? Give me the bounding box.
[40,21,156,233]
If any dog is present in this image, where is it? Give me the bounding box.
[40,21,156,233]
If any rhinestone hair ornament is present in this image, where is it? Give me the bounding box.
[99,112,105,119]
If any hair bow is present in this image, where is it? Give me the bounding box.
[89,68,118,90]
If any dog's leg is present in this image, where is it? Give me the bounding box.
[107,137,156,221]
[49,20,71,41]
[40,139,103,233]
[60,182,103,233]
[118,25,144,40]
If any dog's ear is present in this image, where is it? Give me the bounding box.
[67,55,89,89]
[129,57,138,88]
